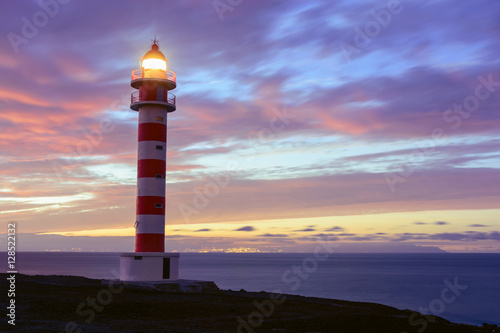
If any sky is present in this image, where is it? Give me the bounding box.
[0,0,499,253]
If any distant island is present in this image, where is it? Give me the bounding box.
[2,273,496,333]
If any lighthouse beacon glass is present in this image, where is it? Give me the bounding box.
[142,58,167,71]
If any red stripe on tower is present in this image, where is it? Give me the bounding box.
[135,234,166,252]
[136,196,166,215]
[138,159,166,178]
[138,122,166,142]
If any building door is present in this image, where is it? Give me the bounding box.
[163,258,170,279]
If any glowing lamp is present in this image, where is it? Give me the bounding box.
[142,58,167,71]
[141,42,167,71]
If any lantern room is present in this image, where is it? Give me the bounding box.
[130,40,176,112]
[142,43,167,71]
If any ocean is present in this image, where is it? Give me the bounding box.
[4,252,499,326]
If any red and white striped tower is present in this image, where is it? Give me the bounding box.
[131,40,175,252]
[120,39,179,281]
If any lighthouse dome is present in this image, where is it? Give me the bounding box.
[143,42,166,62]
[142,42,167,71]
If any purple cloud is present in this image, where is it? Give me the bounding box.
[258,233,289,238]
[434,221,449,226]
[326,226,344,231]
[295,228,316,232]
[393,232,500,242]
[235,226,255,232]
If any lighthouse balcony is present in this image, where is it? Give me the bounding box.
[131,68,176,90]
[131,90,176,112]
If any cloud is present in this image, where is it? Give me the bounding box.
[344,236,379,241]
[414,221,450,226]
[258,233,288,238]
[294,228,316,232]
[296,237,319,241]
[313,233,337,237]
[468,224,489,228]
[194,228,211,232]
[165,168,500,227]
[234,226,255,232]
[392,232,500,242]
[434,221,449,225]
[325,226,344,231]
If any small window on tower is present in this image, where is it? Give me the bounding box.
[155,174,163,179]
[156,145,163,150]
[156,116,164,122]
[154,203,163,209]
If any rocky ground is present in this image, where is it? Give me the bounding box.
[1,273,498,333]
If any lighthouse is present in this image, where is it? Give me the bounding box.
[120,39,180,281]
